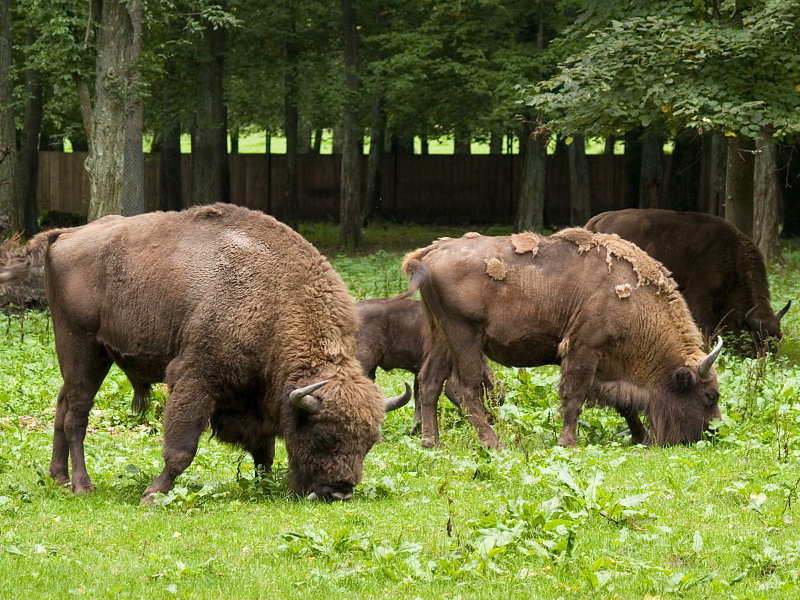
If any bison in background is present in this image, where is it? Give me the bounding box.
[402,229,722,450]
[354,297,503,428]
[586,209,790,356]
[0,204,411,503]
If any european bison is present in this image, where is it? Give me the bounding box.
[354,297,502,427]
[586,209,790,355]
[402,229,722,449]
[0,204,410,503]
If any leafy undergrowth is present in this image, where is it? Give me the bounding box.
[0,240,799,599]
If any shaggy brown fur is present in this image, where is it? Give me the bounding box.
[401,230,721,449]
[0,204,409,503]
[586,209,790,356]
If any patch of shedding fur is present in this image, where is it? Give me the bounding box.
[615,283,632,299]
[464,232,481,239]
[511,232,539,255]
[558,338,569,358]
[194,206,224,219]
[557,227,704,367]
[557,228,674,294]
[484,257,506,280]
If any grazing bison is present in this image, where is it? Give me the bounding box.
[402,229,722,449]
[586,209,790,355]
[0,204,410,503]
[354,297,502,427]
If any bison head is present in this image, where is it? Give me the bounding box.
[283,378,411,501]
[745,301,791,355]
[651,337,723,444]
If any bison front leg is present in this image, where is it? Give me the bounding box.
[557,346,599,447]
[616,406,653,446]
[142,380,213,504]
[250,436,276,474]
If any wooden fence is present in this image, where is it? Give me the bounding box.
[37,151,631,225]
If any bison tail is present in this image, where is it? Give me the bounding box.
[394,258,431,300]
[0,229,65,285]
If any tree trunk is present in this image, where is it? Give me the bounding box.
[639,133,664,209]
[514,126,546,233]
[664,128,702,212]
[0,0,19,232]
[284,31,299,228]
[159,122,183,212]
[489,132,503,155]
[725,135,756,236]
[338,0,362,250]
[604,136,615,155]
[700,131,727,215]
[568,134,591,226]
[122,0,143,217]
[364,96,385,221]
[753,130,782,262]
[312,129,323,154]
[623,129,643,209]
[190,17,228,207]
[779,144,800,236]
[76,0,141,222]
[453,128,470,155]
[19,28,42,238]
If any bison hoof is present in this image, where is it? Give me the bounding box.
[420,436,438,449]
[71,482,95,495]
[140,494,154,506]
[556,435,576,448]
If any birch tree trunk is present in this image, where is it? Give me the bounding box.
[753,130,782,262]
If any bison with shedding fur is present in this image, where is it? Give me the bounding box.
[586,208,790,355]
[402,229,722,449]
[0,204,410,503]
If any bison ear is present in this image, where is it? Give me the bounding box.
[669,367,697,394]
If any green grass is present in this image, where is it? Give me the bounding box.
[1,230,799,599]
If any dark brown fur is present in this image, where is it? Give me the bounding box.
[354,297,502,426]
[402,229,721,449]
[0,204,405,502]
[586,209,790,355]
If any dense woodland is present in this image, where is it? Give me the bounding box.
[0,0,798,254]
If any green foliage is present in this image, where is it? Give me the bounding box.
[528,0,800,139]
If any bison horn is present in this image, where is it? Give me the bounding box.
[698,336,723,380]
[745,306,760,330]
[289,380,328,414]
[384,382,413,412]
[777,300,791,320]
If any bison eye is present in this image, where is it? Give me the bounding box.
[703,389,719,407]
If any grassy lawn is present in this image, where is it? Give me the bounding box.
[0,225,798,599]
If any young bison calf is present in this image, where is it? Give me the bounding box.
[354,297,502,428]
